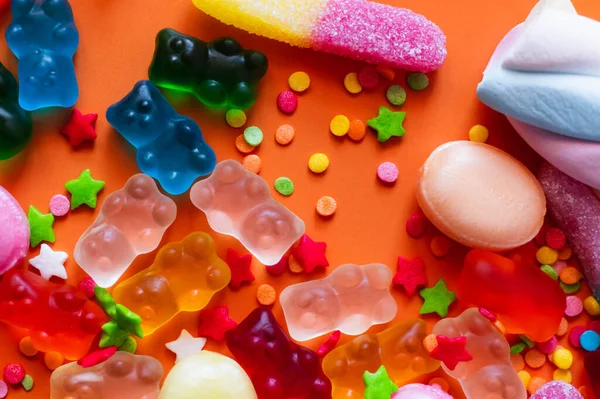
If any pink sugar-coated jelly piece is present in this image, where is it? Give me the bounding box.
[530,381,583,399]
[0,380,6,398]
[537,336,557,354]
[311,0,446,72]
[0,186,29,275]
[377,161,399,183]
[565,296,583,317]
[49,194,70,217]
[569,326,586,348]
[277,90,298,114]
[553,260,568,273]
[391,383,453,399]
[538,162,600,300]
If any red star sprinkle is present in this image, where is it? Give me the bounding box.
[429,335,473,370]
[61,109,98,147]
[197,306,238,342]
[226,248,255,289]
[291,234,329,273]
[392,256,427,297]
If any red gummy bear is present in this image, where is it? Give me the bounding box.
[225,307,332,399]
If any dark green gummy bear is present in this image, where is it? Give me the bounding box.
[0,62,32,160]
[149,28,268,110]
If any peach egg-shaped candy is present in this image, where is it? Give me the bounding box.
[416,141,546,250]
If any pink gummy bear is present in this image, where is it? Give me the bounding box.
[530,381,583,399]
[0,186,29,274]
[392,384,454,399]
[50,351,163,399]
[74,174,177,287]
[190,160,305,265]
[280,263,397,341]
[432,308,526,399]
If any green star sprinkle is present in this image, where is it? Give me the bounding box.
[367,106,406,142]
[27,206,55,247]
[100,321,129,348]
[119,336,138,353]
[419,279,456,317]
[65,169,105,209]
[95,286,117,319]
[115,304,144,338]
[363,365,398,399]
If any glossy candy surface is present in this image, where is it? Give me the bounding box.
[280,263,397,341]
[391,384,453,399]
[190,160,305,265]
[457,249,566,342]
[322,319,440,399]
[106,80,216,195]
[113,232,231,336]
[7,0,79,110]
[50,351,163,399]
[0,269,106,360]
[225,307,332,399]
[149,28,268,109]
[74,174,177,288]
[0,186,29,274]
[0,62,32,160]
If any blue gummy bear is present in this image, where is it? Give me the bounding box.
[106,81,217,195]
[6,0,79,111]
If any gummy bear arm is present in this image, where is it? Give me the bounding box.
[6,24,27,57]
[53,22,79,53]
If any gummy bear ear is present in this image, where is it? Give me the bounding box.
[244,51,268,78]
[213,37,243,56]
[42,0,73,21]
[11,0,35,16]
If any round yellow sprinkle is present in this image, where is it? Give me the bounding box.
[518,370,531,387]
[469,125,489,143]
[288,71,310,92]
[584,296,600,316]
[536,246,558,265]
[344,72,362,94]
[553,369,572,383]
[308,153,330,173]
[225,109,247,128]
[330,115,350,137]
[552,347,573,370]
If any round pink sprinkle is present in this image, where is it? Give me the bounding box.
[569,325,586,348]
[537,335,557,354]
[552,260,568,273]
[277,90,298,114]
[406,211,428,238]
[565,295,583,317]
[49,194,70,217]
[358,66,379,89]
[0,380,7,398]
[377,162,399,184]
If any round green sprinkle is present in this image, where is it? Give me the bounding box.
[274,177,294,196]
[540,264,558,281]
[406,72,429,91]
[119,336,138,353]
[244,126,264,146]
[225,109,247,128]
[386,85,406,106]
[21,374,33,391]
[560,280,581,294]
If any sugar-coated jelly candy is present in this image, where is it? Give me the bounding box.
[113,232,231,336]
[0,186,29,274]
[391,384,453,399]
[433,308,526,399]
[149,28,268,110]
[225,307,332,399]
[74,174,177,288]
[190,160,305,265]
[159,351,257,399]
[0,269,106,360]
[280,263,397,341]
[106,80,216,195]
[7,0,79,110]
[416,141,546,250]
[322,319,440,399]
[0,62,32,160]
[50,351,163,399]
[530,381,583,399]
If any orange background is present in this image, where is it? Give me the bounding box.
[0,0,598,397]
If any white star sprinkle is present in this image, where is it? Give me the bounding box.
[29,244,68,280]
[165,329,207,363]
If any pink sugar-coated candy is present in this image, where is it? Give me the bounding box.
[377,162,399,183]
[49,194,70,217]
[538,162,600,300]
[530,381,583,399]
[569,326,586,348]
[537,336,557,354]
[0,380,6,398]
[391,383,454,399]
[553,260,569,273]
[277,90,298,114]
[565,296,583,317]
[358,66,379,89]
[0,186,29,275]
[406,210,428,238]
[3,363,24,385]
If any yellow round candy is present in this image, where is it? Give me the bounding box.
[225,109,247,128]
[344,73,362,94]
[469,125,489,143]
[552,348,573,370]
[308,153,330,173]
[553,369,572,383]
[288,71,310,92]
[584,296,600,316]
[330,115,350,137]
[536,246,558,265]
[518,370,531,387]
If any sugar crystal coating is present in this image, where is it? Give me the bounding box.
[530,380,583,399]
[391,383,453,399]
[0,186,29,275]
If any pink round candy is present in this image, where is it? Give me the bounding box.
[553,260,568,273]
[277,90,298,114]
[49,194,70,217]
[537,335,557,354]
[565,295,583,317]
[0,380,7,398]
[358,66,379,89]
[377,162,399,183]
[392,383,453,399]
[530,381,583,399]
[569,325,586,348]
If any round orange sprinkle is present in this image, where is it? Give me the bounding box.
[316,196,337,217]
[556,317,568,336]
[423,334,438,353]
[430,236,451,258]
[256,284,277,306]
[242,154,261,174]
[348,119,367,141]
[19,336,38,357]
[559,267,581,285]
[44,351,65,371]
[428,377,449,393]
[524,349,546,369]
[375,65,396,81]
[558,246,573,260]
[527,377,547,395]
[275,124,296,145]
[235,134,255,153]
[510,353,525,371]
[288,255,303,274]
